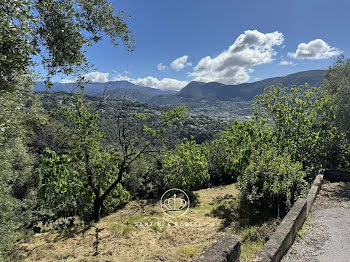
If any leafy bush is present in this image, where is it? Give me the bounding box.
[124,156,166,199]
[0,91,43,261]
[253,83,345,180]
[238,147,307,222]
[0,162,19,262]
[36,149,130,222]
[163,139,209,195]
[324,56,350,137]
[205,121,265,185]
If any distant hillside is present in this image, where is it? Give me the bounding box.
[34,81,176,103]
[150,70,325,106]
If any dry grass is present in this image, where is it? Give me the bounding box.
[18,183,270,261]
[18,184,239,262]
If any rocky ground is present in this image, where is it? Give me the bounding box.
[282,181,350,262]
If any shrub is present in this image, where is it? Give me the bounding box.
[36,149,130,222]
[124,156,166,199]
[205,120,270,185]
[253,83,344,180]
[238,147,307,222]
[163,139,209,195]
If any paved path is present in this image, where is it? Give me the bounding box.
[282,182,350,262]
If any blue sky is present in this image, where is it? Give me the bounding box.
[58,0,350,90]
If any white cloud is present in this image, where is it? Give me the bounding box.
[112,74,131,82]
[157,63,167,71]
[113,74,187,91]
[288,39,341,60]
[83,71,109,82]
[189,30,284,84]
[170,55,192,71]
[279,60,295,66]
[61,71,109,83]
[60,79,76,84]
[60,71,187,91]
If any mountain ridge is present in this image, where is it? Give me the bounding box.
[149,70,325,106]
[34,80,176,103]
[35,70,325,106]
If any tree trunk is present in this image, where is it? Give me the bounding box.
[93,198,102,222]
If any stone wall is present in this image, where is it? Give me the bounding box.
[255,199,307,262]
[306,174,324,213]
[193,234,241,262]
[194,169,348,262]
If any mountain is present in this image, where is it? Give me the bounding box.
[34,81,176,103]
[150,70,326,106]
[34,70,326,120]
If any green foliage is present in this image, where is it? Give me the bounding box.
[0,153,20,262]
[163,139,209,194]
[36,94,189,222]
[205,120,270,185]
[0,90,44,261]
[253,83,344,179]
[124,156,165,199]
[324,56,350,138]
[37,149,92,220]
[0,0,36,91]
[238,147,307,222]
[1,0,135,254]
[1,0,134,91]
[37,149,129,221]
[36,95,129,222]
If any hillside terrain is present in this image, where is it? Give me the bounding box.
[150,70,325,119]
[37,92,229,148]
[18,183,274,262]
[34,81,176,103]
[34,70,325,120]
[178,70,325,100]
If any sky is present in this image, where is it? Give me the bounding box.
[57,0,350,91]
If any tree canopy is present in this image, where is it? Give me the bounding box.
[1,0,134,91]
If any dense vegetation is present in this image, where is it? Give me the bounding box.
[1,0,350,261]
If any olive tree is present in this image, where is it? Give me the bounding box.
[37,94,189,222]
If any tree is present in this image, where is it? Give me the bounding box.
[0,90,44,261]
[204,120,270,185]
[1,0,134,91]
[238,146,306,222]
[324,56,350,138]
[163,139,209,196]
[1,0,134,256]
[253,83,344,179]
[37,94,189,222]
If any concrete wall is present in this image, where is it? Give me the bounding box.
[255,199,307,262]
[255,172,326,262]
[194,169,346,262]
[193,234,241,262]
[306,174,324,213]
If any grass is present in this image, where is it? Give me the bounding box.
[240,240,265,261]
[296,218,315,241]
[17,183,274,262]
